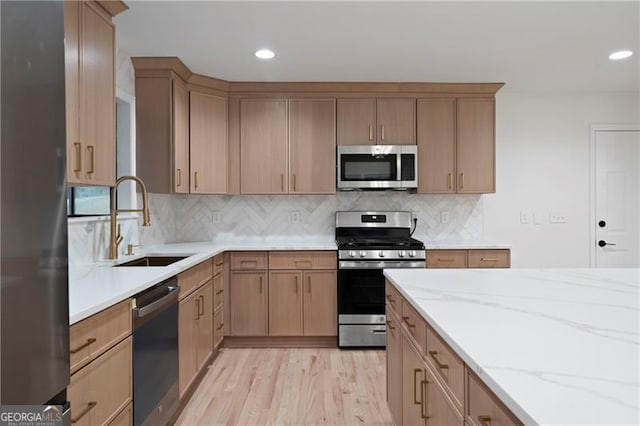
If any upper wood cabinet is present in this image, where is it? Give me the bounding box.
[456,98,495,193]
[173,80,190,193]
[240,99,288,194]
[190,92,228,193]
[65,1,116,186]
[337,98,416,145]
[417,98,495,194]
[288,99,336,194]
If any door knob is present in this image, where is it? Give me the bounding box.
[598,220,606,228]
[598,240,616,247]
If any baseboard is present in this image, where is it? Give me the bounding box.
[223,336,337,348]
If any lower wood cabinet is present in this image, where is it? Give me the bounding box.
[68,337,132,426]
[229,271,268,336]
[467,370,522,426]
[386,310,403,426]
[108,402,132,426]
[303,270,337,336]
[269,271,304,336]
[178,280,213,398]
[427,249,510,269]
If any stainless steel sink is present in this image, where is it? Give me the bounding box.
[116,256,190,267]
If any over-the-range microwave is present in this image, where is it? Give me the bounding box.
[337,145,418,190]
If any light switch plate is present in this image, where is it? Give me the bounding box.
[534,211,545,225]
[290,210,301,223]
[440,211,450,224]
[549,211,568,224]
[520,211,531,224]
[212,211,221,224]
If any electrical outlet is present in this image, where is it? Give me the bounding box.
[533,211,545,225]
[520,211,531,224]
[290,210,301,223]
[212,211,221,224]
[440,211,450,224]
[549,211,568,224]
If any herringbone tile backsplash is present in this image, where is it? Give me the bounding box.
[162,192,484,243]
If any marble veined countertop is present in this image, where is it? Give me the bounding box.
[384,268,639,425]
[69,239,336,325]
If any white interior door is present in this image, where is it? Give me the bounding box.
[594,130,640,267]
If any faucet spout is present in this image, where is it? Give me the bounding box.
[109,176,152,260]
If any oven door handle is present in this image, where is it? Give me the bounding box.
[133,286,180,319]
[339,261,425,269]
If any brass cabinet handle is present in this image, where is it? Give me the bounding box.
[294,260,312,268]
[381,125,385,141]
[420,379,430,419]
[369,125,373,141]
[437,258,455,263]
[87,145,95,174]
[199,295,205,316]
[386,294,395,303]
[70,337,96,354]
[194,171,198,190]
[307,275,311,294]
[195,298,200,320]
[259,276,263,293]
[448,172,453,190]
[460,172,464,190]
[293,174,297,192]
[478,415,492,426]
[385,319,395,331]
[481,258,498,262]
[294,275,299,294]
[176,168,182,187]
[216,288,224,295]
[280,174,284,192]
[217,323,224,330]
[413,368,422,404]
[402,315,416,329]
[74,142,82,172]
[428,350,449,370]
[71,401,97,424]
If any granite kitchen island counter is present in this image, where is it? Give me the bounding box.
[384,268,639,425]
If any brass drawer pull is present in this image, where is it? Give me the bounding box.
[481,258,498,262]
[199,295,205,316]
[215,261,224,267]
[293,174,297,192]
[216,288,224,295]
[428,350,449,370]
[240,260,258,267]
[217,323,224,331]
[413,368,422,404]
[176,168,182,187]
[294,260,312,267]
[402,315,416,329]
[70,338,97,354]
[478,415,492,426]
[385,320,396,331]
[437,258,455,262]
[73,142,82,172]
[280,174,284,192]
[87,145,95,174]
[420,379,430,419]
[385,294,395,303]
[71,401,97,423]
[194,171,198,190]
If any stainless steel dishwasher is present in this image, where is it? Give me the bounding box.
[132,278,179,426]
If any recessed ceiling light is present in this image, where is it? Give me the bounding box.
[255,49,275,60]
[609,50,633,60]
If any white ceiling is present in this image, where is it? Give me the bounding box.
[115,1,640,92]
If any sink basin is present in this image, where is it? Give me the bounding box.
[116,256,189,267]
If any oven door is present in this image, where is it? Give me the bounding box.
[338,267,386,323]
[337,145,401,189]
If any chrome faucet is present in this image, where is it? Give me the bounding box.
[109,176,151,259]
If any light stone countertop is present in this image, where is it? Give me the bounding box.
[383,268,640,425]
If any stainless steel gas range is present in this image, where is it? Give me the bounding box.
[336,211,425,347]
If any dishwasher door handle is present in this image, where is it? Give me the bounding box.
[134,286,180,319]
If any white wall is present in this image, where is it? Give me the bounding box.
[484,91,640,267]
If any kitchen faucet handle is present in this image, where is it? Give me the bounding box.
[127,243,140,256]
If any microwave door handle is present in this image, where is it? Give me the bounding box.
[397,152,402,181]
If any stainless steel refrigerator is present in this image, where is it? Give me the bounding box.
[1,0,71,415]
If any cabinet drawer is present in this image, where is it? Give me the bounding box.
[213,272,224,311]
[385,280,402,316]
[426,326,465,412]
[70,299,131,374]
[179,259,213,299]
[69,337,132,426]
[214,307,224,349]
[213,253,224,276]
[268,251,337,270]
[401,299,426,353]
[427,250,468,268]
[230,252,268,270]
[108,402,132,426]
[467,369,523,426]
[468,250,510,268]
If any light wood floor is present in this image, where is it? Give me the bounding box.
[176,348,393,425]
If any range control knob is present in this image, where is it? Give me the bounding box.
[379,251,385,258]
[360,251,367,258]
[398,251,406,258]
[408,251,416,257]
[349,250,356,258]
